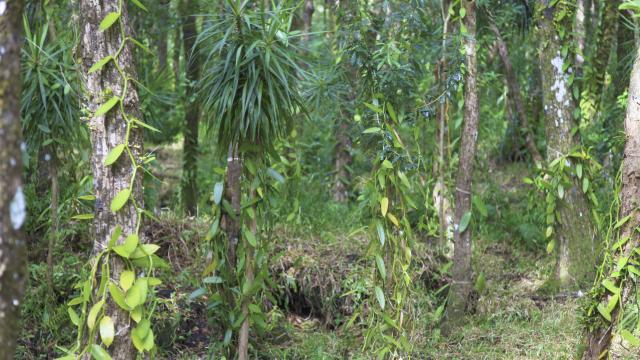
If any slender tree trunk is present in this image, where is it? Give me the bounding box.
[0,1,27,358]
[489,20,543,165]
[332,119,352,202]
[575,0,586,77]
[173,6,182,87]
[537,1,596,289]
[436,0,452,248]
[223,144,242,268]
[79,0,143,358]
[180,0,200,216]
[238,196,257,360]
[590,0,619,109]
[444,0,479,330]
[582,32,640,360]
[46,153,59,293]
[157,0,170,70]
[302,0,314,42]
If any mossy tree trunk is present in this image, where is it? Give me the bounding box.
[582,31,640,360]
[537,1,596,289]
[444,0,479,330]
[180,0,200,216]
[79,0,143,358]
[0,1,27,358]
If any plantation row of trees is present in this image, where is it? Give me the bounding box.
[2,0,640,358]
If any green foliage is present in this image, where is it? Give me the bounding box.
[196,0,306,155]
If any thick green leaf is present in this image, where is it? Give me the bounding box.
[376,222,385,246]
[94,96,120,117]
[130,244,160,259]
[597,303,612,322]
[89,56,113,74]
[68,307,80,326]
[90,344,112,360]
[99,12,120,31]
[375,255,386,279]
[380,197,389,217]
[363,127,381,134]
[99,316,115,347]
[244,229,257,247]
[71,213,94,220]
[104,144,126,166]
[87,300,105,330]
[108,283,129,310]
[621,329,640,346]
[130,0,148,11]
[459,211,472,233]
[213,182,224,205]
[120,270,135,291]
[123,234,139,255]
[110,188,131,213]
[374,286,385,310]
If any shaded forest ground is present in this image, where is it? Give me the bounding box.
[17,144,583,359]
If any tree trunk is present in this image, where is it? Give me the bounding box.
[489,20,543,165]
[436,0,452,248]
[537,1,596,289]
[46,153,59,293]
[575,0,586,77]
[332,120,352,202]
[79,0,143,358]
[444,0,479,330]
[223,144,242,268]
[302,0,314,42]
[238,195,257,360]
[590,0,619,109]
[180,0,200,216]
[157,0,171,70]
[582,30,640,360]
[173,6,182,87]
[0,1,27,358]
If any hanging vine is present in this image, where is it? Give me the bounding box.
[60,0,164,358]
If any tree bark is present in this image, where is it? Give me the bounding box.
[302,0,314,42]
[582,29,640,360]
[590,0,619,109]
[0,1,27,358]
[575,0,586,77]
[223,144,242,268]
[444,0,479,330]
[180,0,200,216]
[79,0,143,358]
[332,119,352,202]
[238,195,256,360]
[489,20,543,165]
[46,153,59,293]
[436,0,452,248]
[537,1,596,289]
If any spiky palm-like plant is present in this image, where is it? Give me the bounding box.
[196,1,305,358]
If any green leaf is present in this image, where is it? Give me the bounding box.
[602,279,620,295]
[99,316,115,347]
[108,283,129,310]
[89,56,113,74]
[597,303,611,322]
[99,12,120,31]
[381,160,393,169]
[545,226,553,238]
[108,226,122,249]
[363,127,382,134]
[546,240,555,254]
[376,221,385,246]
[120,270,135,291]
[125,279,148,309]
[244,228,257,247]
[458,211,472,233]
[380,197,389,217]
[582,177,589,193]
[267,168,285,183]
[132,117,160,132]
[576,163,583,179]
[374,286,385,310]
[142,329,155,351]
[130,0,148,11]
[87,300,105,330]
[621,329,640,346]
[133,319,151,341]
[130,305,142,323]
[110,188,131,213]
[615,214,632,229]
[90,344,112,360]
[375,255,386,279]
[386,103,397,123]
[124,234,139,254]
[557,184,564,199]
[94,96,120,117]
[68,307,80,326]
[130,244,160,259]
[213,182,224,205]
[71,213,94,220]
[104,144,126,166]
